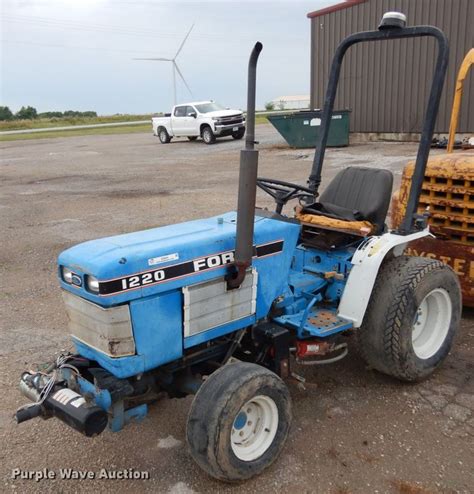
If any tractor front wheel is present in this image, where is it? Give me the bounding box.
[358,256,461,382]
[186,362,291,481]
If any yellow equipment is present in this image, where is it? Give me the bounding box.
[392,49,474,306]
[448,48,474,153]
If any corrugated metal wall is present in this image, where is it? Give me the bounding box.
[310,0,473,133]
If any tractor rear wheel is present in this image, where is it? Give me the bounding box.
[358,256,461,382]
[186,362,291,481]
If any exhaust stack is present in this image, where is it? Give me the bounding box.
[228,42,263,289]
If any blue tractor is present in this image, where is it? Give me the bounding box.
[16,13,461,481]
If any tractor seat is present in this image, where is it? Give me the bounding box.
[297,167,394,235]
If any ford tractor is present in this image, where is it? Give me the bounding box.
[16,13,461,482]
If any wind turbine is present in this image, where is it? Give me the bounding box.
[134,24,194,105]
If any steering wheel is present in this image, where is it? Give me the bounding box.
[256,178,315,214]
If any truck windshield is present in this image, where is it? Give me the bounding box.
[195,102,226,113]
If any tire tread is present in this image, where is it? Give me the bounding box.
[358,255,460,381]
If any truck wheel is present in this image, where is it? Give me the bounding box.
[158,128,171,143]
[357,256,461,382]
[186,362,291,481]
[232,128,245,140]
[201,126,216,144]
[187,136,198,141]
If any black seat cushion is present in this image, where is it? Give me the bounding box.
[303,167,394,233]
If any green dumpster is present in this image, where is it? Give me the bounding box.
[267,110,350,148]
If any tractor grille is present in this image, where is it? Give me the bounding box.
[62,291,135,357]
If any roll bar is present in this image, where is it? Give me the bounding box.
[308,17,449,234]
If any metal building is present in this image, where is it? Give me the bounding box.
[270,95,310,110]
[308,0,473,134]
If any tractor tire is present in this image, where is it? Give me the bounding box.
[158,128,171,144]
[187,136,198,141]
[232,128,245,140]
[201,126,216,144]
[357,256,461,382]
[186,362,291,482]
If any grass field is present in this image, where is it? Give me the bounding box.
[0,114,155,132]
[0,124,151,141]
[0,116,269,142]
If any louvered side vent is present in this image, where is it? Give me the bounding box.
[183,268,258,337]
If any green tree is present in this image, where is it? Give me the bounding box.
[38,111,63,118]
[16,106,38,119]
[264,101,275,111]
[0,106,14,121]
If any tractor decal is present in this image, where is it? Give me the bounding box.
[97,240,284,296]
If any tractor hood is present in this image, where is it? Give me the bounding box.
[58,211,300,307]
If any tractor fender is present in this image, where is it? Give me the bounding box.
[337,229,433,327]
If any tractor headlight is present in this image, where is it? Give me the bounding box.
[86,275,100,293]
[61,266,73,284]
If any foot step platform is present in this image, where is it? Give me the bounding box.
[274,308,353,338]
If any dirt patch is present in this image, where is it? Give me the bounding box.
[103,189,171,199]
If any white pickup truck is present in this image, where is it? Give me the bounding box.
[152,101,245,144]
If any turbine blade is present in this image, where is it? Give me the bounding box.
[174,23,194,59]
[133,57,172,61]
[174,62,193,96]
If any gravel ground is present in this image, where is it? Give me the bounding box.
[1,125,473,493]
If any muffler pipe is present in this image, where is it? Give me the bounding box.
[228,42,263,289]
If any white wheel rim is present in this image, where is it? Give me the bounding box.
[160,131,166,141]
[230,395,279,462]
[412,288,452,359]
[203,130,210,142]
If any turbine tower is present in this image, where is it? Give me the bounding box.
[134,24,194,105]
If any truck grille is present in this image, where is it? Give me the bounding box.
[218,114,244,126]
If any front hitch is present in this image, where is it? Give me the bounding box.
[16,369,108,437]
[16,353,149,435]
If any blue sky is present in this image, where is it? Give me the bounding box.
[1,0,335,115]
